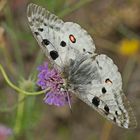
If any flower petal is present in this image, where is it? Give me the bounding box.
[37,62,71,107]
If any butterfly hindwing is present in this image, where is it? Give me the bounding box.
[87,55,137,128]
[67,54,137,129]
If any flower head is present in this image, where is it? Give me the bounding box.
[37,62,71,107]
[0,125,12,140]
[119,39,140,56]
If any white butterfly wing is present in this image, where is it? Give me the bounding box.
[66,54,137,129]
[27,3,137,129]
[27,3,64,68]
[27,3,95,69]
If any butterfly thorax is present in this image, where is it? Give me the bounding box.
[61,54,100,93]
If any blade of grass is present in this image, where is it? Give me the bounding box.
[29,51,44,80]
[2,23,25,77]
[0,97,26,112]
[122,56,137,93]
[58,0,93,18]
[3,4,25,77]
[1,45,17,76]
[117,24,140,39]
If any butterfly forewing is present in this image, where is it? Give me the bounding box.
[27,3,96,69]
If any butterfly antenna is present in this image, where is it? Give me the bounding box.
[66,91,72,113]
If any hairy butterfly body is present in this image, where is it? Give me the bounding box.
[27,3,137,129]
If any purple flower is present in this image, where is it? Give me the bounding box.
[0,125,12,140]
[37,62,71,107]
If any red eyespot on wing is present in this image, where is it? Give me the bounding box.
[69,34,76,43]
[105,78,112,84]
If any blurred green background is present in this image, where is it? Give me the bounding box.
[0,0,140,140]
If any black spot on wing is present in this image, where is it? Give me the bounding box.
[38,28,44,32]
[50,50,59,60]
[83,48,86,52]
[60,41,66,47]
[113,117,116,122]
[96,60,99,65]
[87,51,92,54]
[115,111,118,116]
[42,39,50,45]
[92,96,100,107]
[34,32,39,35]
[104,105,109,115]
[105,78,112,84]
[96,60,102,70]
[48,25,54,29]
[102,87,107,94]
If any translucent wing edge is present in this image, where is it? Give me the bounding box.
[121,94,137,129]
[27,3,64,29]
[73,91,137,129]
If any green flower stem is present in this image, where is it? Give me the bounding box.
[14,93,25,135]
[0,63,49,137]
[0,64,49,95]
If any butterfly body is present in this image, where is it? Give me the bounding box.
[27,3,137,129]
